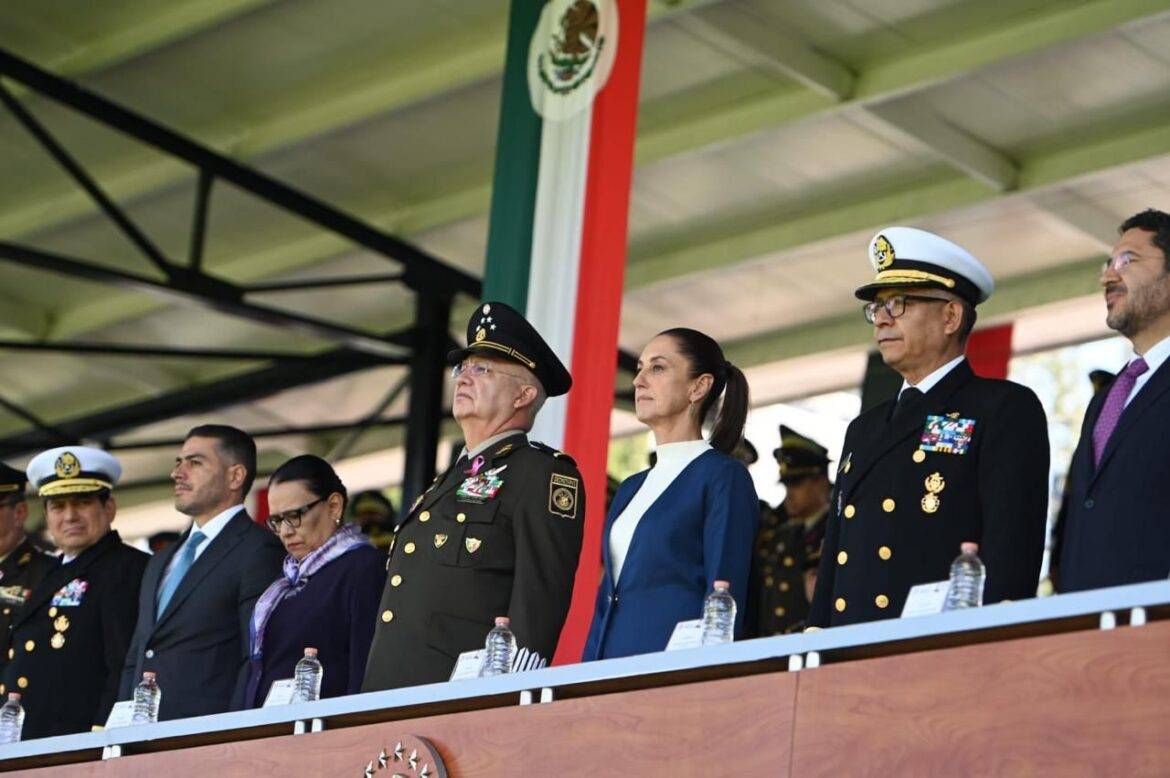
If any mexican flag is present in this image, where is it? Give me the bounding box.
[482,0,646,663]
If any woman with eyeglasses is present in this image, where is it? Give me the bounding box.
[582,328,759,661]
[243,455,386,708]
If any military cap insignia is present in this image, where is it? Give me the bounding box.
[872,234,896,270]
[920,414,975,455]
[475,327,487,343]
[433,533,448,549]
[54,451,81,479]
[548,473,579,519]
[464,537,482,554]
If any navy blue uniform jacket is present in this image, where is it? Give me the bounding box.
[582,449,759,661]
[1058,357,1170,591]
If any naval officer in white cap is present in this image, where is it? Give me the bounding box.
[809,227,1050,628]
[1,446,148,739]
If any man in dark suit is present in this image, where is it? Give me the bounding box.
[362,301,584,692]
[0,464,56,664]
[2,447,148,739]
[1058,209,1170,591]
[120,425,283,720]
[810,227,1049,628]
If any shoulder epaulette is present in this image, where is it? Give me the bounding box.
[528,441,576,465]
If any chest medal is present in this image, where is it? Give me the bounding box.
[919,414,976,455]
[457,465,507,504]
[50,578,88,607]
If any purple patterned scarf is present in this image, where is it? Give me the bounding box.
[249,523,369,659]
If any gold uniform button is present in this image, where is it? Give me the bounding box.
[882,498,896,513]
[783,556,794,568]
[875,594,890,609]
[913,450,926,463]
[24,640,34,653]
[843,505,856,519]
[779,581,790,592]
[419,511,430,522]
[381,610,394,623]
[48,607,58,618]
[17,677,27,689]
[774,606,786,617]
[390,574,402,587]
[404,542,416,554]
[456,513,467,523]
[2,609,8,616]
[878,546,892,560]
[834,598,846,612]
[837,551,848,565]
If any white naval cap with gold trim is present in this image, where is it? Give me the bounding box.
[26,446,122,498]
[855,226,994,305]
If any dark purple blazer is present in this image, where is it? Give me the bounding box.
[245,544,386,707]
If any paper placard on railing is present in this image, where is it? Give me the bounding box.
[104,700,135,729]
[664,619,703,651]
[901,581,951,618]
[262,678,297,707]
[449,649,486,681]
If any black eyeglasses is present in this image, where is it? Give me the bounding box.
[863,294,951,324]
[266,497,325,532]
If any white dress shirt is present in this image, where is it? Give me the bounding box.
[898,354,966,399]
[609,439,711,582]
[1125,333,1170,407]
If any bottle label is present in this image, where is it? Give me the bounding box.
[449,649,487,681]
[900,580,950,618]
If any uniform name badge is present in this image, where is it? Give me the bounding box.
[456,465,507,504]
[51,578,88,607]
[919,414,975,455]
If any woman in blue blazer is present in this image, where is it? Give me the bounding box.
[583,327,759,661]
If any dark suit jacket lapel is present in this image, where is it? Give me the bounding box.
[845,361,974,494]
[1093,358,1170,484]
[154,511,248,628]
[13,530,119,628]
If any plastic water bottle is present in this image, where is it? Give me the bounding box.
[943,542,986,610]
[131,671,162,725]
[700,580,737,646]
[479,617,517,677]
[292,647,323,703]
[0,693,24,744]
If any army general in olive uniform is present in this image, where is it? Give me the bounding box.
[0,464,56,670]
[362,301,584,691]
[810,227,1049,628]
[3,447,148,739]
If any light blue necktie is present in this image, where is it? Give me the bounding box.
[156,530,206,617]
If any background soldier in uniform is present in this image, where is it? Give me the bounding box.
[810,227,1049,628]
[2,447,148,739]
[0,463,55,669]
[745,427,830,636]
[362,301,584,691]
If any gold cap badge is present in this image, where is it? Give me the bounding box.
[872,234,895,270]
[54,452,81,479]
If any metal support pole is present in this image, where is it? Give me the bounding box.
[401,294,451,513]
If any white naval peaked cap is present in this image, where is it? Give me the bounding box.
[855,226,994,305]
[26,445,122,498]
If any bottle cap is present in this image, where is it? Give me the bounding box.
[304,647,319,656]
[494,616,510,627]
[6,693,19,702]
[713,580,730,590]
[960,542,979,554]
[142,671,156,681]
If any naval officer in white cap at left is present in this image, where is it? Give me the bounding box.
[1,446,148,740]
[809,227,1050,629]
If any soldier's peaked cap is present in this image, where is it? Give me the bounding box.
[447,301,572,397]
[855,226,994,306]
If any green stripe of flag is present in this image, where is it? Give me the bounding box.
[483,0,545,310]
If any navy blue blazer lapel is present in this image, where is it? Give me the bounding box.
[1092,358,1170,484]
[154,511,249,629]
[604,470,647,586]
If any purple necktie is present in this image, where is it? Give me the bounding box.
[1092,357,1148,467]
